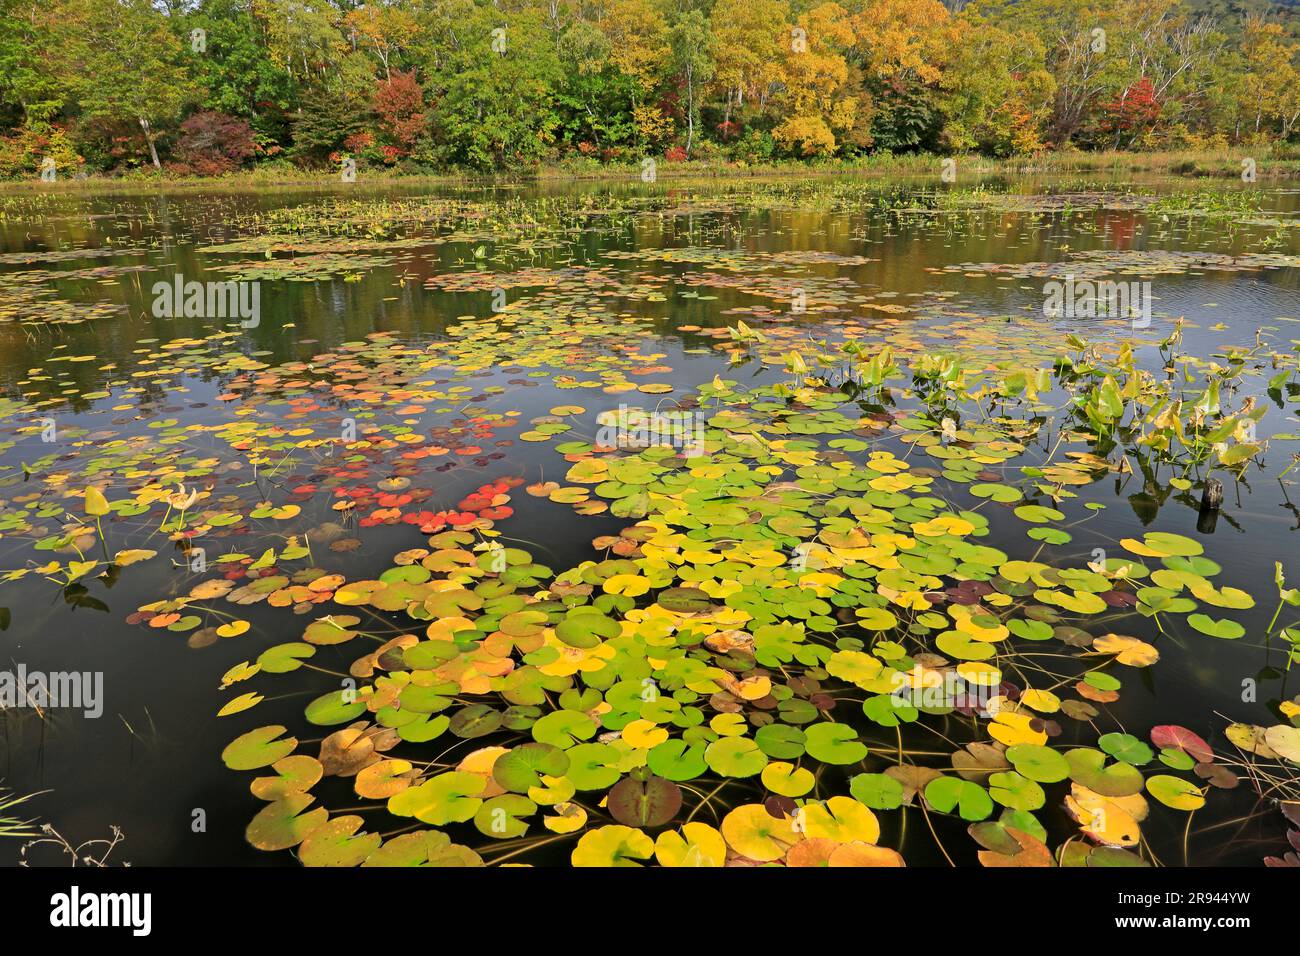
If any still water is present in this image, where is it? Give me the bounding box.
[0,174,1297,867]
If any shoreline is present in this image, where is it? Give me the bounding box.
[5,149,1299,195]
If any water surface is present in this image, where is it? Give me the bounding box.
[1,174,1297,867]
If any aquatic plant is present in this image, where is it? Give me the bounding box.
[0,785,40,839]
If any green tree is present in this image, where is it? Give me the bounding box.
[291,87,371,163]
[940,16,1054,154]
[0,0,69,127]
[419,2,563,169]
[68,0,199,168]
[670,9,715,156]
[186,0,297,145]
[555,19,640,153]
[597,0,672,147]
[258,0,345,86]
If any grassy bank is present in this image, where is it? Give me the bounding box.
[4,148,1298,194]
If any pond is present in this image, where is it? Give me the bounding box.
[1,174,1298,868]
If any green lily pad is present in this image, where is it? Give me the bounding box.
[1145,774,1206,811]
[704,737,768,777]
[849,772,904,810]
[245,792,327,851]
[804,722,869,764]
[1005,744,1069,783]
[492,743,571,792]
[1186,614,1244,639]
[388,771,486,825]
[924,776,994,821]
[1098,732,1154,766]
[223,725,298,770]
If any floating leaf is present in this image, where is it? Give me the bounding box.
[1146,775,1206,811]
[223,725,297,771]
[572,825,654,867]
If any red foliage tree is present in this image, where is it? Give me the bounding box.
[373,70,427,160]
[172,111,256,175]
[1099,77,1160,147]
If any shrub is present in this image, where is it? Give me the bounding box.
[172,111,256,175]
[0,125,81,179]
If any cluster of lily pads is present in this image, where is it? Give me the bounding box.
[157,315,1296,866]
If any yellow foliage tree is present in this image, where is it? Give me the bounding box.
[1239,16,1300,142]
[710,0,789,128]
[772,2,863,156]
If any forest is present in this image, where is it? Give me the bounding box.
[0,0,1297,178]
